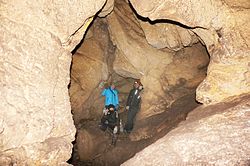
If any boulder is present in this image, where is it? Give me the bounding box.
[122,94,250,165]
[0,0,106,164]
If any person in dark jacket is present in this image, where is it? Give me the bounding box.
[124,80,143,133]
[100,104,119,145]
[100,104,119,131]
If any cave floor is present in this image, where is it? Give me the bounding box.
[69,92,200,166]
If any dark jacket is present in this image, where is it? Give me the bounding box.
[126,88,142,109]
[101,111,118,127]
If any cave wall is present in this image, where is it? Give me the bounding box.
[106,0,209,121]
[68,0,210,143]
[69,18,115,123]
[1,0,248,164]
[120,0,250,164]
[129,0,250,104]
[69,0,210,124]
[122,94,250,165]
[0,0,106,164]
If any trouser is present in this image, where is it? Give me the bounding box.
[125,107,138,132]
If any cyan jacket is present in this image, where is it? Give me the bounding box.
[102,87,119,108]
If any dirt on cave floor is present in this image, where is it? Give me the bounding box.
[69,91,201,166]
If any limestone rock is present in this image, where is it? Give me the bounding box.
[99,0,115,17]
[107,0,209,122]
[0,0,106,164]
[107,0,174,77]
[137,43,209,120]
[107,0,174,119]
[129,0,227,28]
[139,21,199,50]
[76,128,107,161]
[196,21,250,104]
[129,44,209,141]
[222,0,250,8]
[69,0,209,144]
[69,39,108,121]
[69,19,113,122]
[0,16,75,165]
[162,43,209,89]
[0,0,106,51]
[0,138,73,166]
[129,0,250,104]
[122,94,250,165]
[113,49,143,78]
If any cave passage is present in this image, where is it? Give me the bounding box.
[67,0,210,165]
[2,0,250,164]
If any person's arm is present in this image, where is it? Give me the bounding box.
[115,90,119,108]
[136,95,141,109]
[101,89,106,96]
[126,89,134,108]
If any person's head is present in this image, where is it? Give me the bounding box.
[110,82,116,89]
[134,79,143,90]
[108,104,115,112]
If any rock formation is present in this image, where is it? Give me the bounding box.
[119,0,250,164]
[0,0,106,164]
[1,0,249,165]
[122,94,250,165]
[68,0,209,143]
[69,0,210,163]
[106,0,209,121]
[69,0,249,165]
[68,0,209,123]
[69,18,113,123]
[129,0,250,104]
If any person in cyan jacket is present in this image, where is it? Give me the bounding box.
[101,82,119,111]
[124,80,143,133]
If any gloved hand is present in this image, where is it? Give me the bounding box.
[103,108,108,115]
[113,126,118,134]
[126,106,129,110]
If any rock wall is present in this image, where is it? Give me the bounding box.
[107,0,208,121]
[129,0,250,104]
[68,0,209,144]
[122,94,250,165]
[0,0,106,164]
[99,0,115,17]
[107,0,175,120]
[69,18,115,123]
[139,20,199,51]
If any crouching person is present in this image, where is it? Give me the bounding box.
[100,104,119,145]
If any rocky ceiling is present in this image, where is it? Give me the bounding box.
[1,0,249,165]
